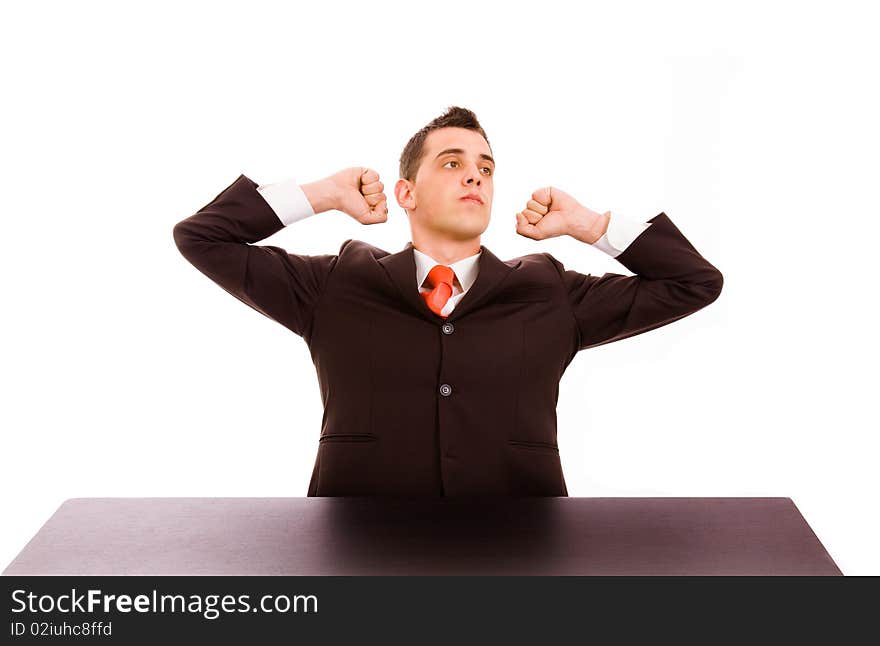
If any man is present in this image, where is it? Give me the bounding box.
[173,106,723,497]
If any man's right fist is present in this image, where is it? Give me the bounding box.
[320,167,389,224]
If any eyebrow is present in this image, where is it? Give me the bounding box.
[434,148,495,166]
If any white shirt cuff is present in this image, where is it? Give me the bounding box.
[590,212,652,258]
[256,177,316,226]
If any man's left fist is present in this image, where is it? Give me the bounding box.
[515,186,610,244]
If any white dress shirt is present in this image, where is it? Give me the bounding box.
[256,177,652,316]
[413,247,482,317]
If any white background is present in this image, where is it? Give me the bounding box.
[2,0,877,574]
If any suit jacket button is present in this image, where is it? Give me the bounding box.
[442,322,454,335]
[439,383,453,397]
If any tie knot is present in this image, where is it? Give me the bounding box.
[425,264,455,289]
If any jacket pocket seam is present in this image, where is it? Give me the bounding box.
[319,433,378,443]
[508,439,559,453]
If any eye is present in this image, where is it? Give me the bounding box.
[444,160,494,175]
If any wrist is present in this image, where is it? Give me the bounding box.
[567,206,611,244]
[301,179,337,214]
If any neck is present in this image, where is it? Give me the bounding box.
[411,235,481,265]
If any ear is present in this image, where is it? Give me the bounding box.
[395,178,415,210]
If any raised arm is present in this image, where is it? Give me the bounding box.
[516,185,723,351]
[172,168,388,339]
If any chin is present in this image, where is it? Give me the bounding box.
[443,229,483,242]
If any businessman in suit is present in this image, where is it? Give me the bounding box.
[173,106,723,497]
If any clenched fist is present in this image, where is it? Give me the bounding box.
[308,167,389,224]
[515,186,610,243]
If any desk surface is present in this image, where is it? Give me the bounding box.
[2,497,841,576]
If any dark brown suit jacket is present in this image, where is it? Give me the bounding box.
[173,174,723,496]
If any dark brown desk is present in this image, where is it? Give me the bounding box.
[2,497,841,575]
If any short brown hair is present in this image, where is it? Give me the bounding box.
[399,106,492,182]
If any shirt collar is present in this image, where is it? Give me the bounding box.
[413,246,482,291]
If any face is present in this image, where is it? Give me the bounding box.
[396,127,495,242]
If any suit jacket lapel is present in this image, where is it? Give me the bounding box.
[377,241,520,323]
[377,242,434,322]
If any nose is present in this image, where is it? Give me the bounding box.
[463,164,481,186]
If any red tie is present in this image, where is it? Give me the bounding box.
[421,265,456,318]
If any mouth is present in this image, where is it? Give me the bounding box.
[460,197,484,205]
